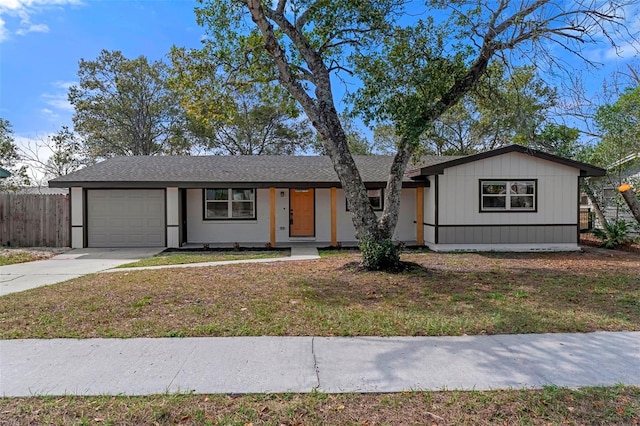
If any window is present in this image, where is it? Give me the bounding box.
[346,189,384,211]
[204,188,255,219]
[480,180,536,212]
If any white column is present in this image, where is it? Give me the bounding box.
[166,187,179,248]
[70,187,84,248]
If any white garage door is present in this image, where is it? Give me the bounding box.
[87,189,165,247]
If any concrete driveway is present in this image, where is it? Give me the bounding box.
[0,248,164,296]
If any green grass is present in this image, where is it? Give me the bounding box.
[1,386,638,425]
[117,250,290,268]
[1,249,639,339]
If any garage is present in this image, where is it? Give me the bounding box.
[87,189,165,247]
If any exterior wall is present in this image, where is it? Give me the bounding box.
[166,187,179,248]
[438,225,576,244]
[333,188,416,244]
[424,181,436,244]
[275,188,290,242]
[430,152,580,250]
[185,186,418,246]
[70,187,84,248]
[186,188,271,244]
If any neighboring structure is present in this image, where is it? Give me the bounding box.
[0,167,11,179]
[599,153,640,230]
[48,145,605,251]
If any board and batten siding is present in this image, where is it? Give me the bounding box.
[434,152,580,247]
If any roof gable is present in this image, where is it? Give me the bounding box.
[408,145,606,178]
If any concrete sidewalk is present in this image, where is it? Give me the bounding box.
[1,331,638,396]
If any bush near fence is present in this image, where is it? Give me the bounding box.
[0,193,69,247]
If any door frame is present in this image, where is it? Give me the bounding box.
[289,188,316,238]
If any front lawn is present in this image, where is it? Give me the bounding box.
[1,248,638,339]
[117,250,290,268]
[1,386,638,425]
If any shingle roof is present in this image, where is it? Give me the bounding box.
[48,145,606,189]
[49,155,454,189]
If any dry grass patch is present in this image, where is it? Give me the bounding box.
[0,248,639,338]
[0,248,60,266]
[1,386,638,425]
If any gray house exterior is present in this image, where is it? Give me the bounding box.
[49,145,605,251]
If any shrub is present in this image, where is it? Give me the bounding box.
[593,220,631,249]
[359,236,401,270]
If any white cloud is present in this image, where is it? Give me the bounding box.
[15,22,47,34]
[53,80,75,90]
[0,0,82,42]
[41,92,73,111]
[40,80,76,113]
[0,16,7,41]
[40,107,60,121]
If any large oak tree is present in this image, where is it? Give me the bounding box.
[194,0,630,269]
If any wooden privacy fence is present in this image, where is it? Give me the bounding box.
[0,194,69,247]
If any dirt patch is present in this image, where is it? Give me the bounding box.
[581,232,640,253]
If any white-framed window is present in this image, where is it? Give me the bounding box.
[204,188,255,220]
[480,180,536,212]
[346,188,384,211]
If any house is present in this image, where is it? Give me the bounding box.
[48,144,605,251]
[0,167,11,179]
[599,153,640,230]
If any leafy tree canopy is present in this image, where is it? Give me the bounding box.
[69,50,191,160]
[592,85,640,168]
[170,46,314,155]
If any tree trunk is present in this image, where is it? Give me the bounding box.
[583,181,610,237]
[619,184,640,225]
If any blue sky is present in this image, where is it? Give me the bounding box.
[0,0,638,151]
[0,0,202,139]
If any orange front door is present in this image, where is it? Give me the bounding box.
[290,189,315,237]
